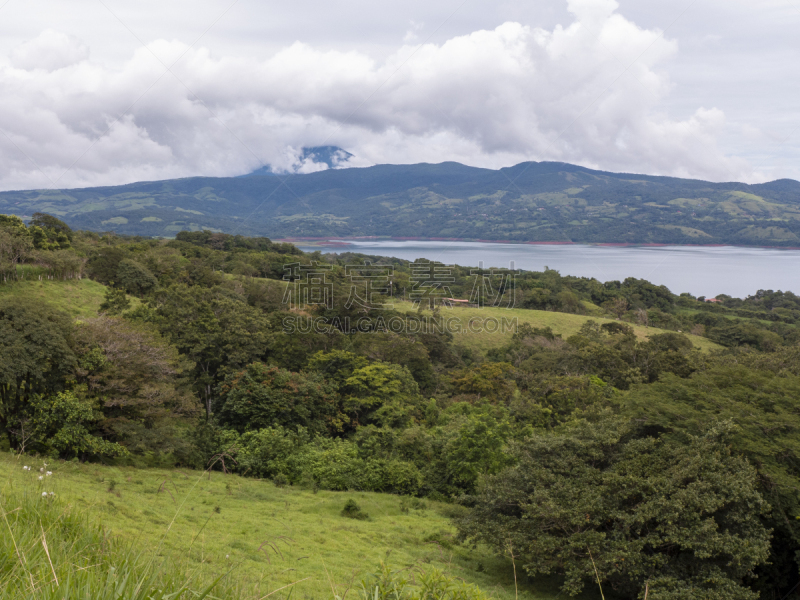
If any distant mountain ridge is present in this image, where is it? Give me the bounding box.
[2,160,800,246]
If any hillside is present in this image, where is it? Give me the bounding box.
[0,275,106,318]
[0,452,577,600]
[392,301,720,353]
[2,161,800,245]
[0,277,720,354]
[4,225,800,597]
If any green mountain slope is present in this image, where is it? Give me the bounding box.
[3,161,800,245]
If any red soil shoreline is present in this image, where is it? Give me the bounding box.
[275,236,800,251]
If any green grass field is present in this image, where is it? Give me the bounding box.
[0,453,591,600]
[0,276,107,319]
[392,301,720,353]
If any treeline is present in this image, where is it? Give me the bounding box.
[0,213,83,282]
[3,218,800,596]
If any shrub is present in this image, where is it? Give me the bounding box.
[341,499,369,520]
[290,438,423,494]
[30,391,128,459]
[236,426,310,479]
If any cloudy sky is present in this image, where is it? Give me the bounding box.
[0,0,798,190]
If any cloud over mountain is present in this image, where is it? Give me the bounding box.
[0,0,753,191]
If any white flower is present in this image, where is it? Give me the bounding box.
[23,466,30,471]
[40,468,44,473]
[46,471,52,476]
[38,475,43,480]
[49,492,55,497]
[42,492,47,497]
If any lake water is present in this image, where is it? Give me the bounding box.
[296,240,800,299]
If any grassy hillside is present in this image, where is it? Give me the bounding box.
[0,277,720,355]
[393,301,720,353]
[0,452,585,600]
[2,161,800,245]
[0,275,107,318]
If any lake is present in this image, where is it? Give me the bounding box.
[296,240,800,299]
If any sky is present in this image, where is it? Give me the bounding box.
[0,0,798,191]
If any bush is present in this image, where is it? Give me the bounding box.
[30,391,128,459]
[236,426,310,479]
[341,499,369,520]
[290,438,423,494]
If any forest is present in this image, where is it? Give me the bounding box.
[3,214,800,598]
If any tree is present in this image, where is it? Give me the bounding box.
[342,362,422,428]
[24,213,73,251]
[29,213,73,243]
[607,296,629,319]
[151,285,271,418]
[0,298,76,448]
[0,217,33,279]
[439,410,514,493]
[98,286,131,315]
[0,214,27,230]
[85,246,127,284]
[30,391,126,458]
[556,290,584,314]
[458,416,771,599]
[353,332,435,390]
[74,316,198,454]
[306,349,368,386]
[116,258,158,296]
[450,362,516,403]
[622,362,800,595]
[215,363,339,434]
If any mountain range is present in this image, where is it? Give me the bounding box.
[3,160,800,246]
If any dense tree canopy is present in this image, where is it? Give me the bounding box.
[458,417,771,599]
[216,363,338,435]
[0,298,76,448]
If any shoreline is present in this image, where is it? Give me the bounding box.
[275,236,800,251]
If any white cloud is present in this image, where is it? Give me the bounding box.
[0,0,757,191]
[10,29,89,72]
